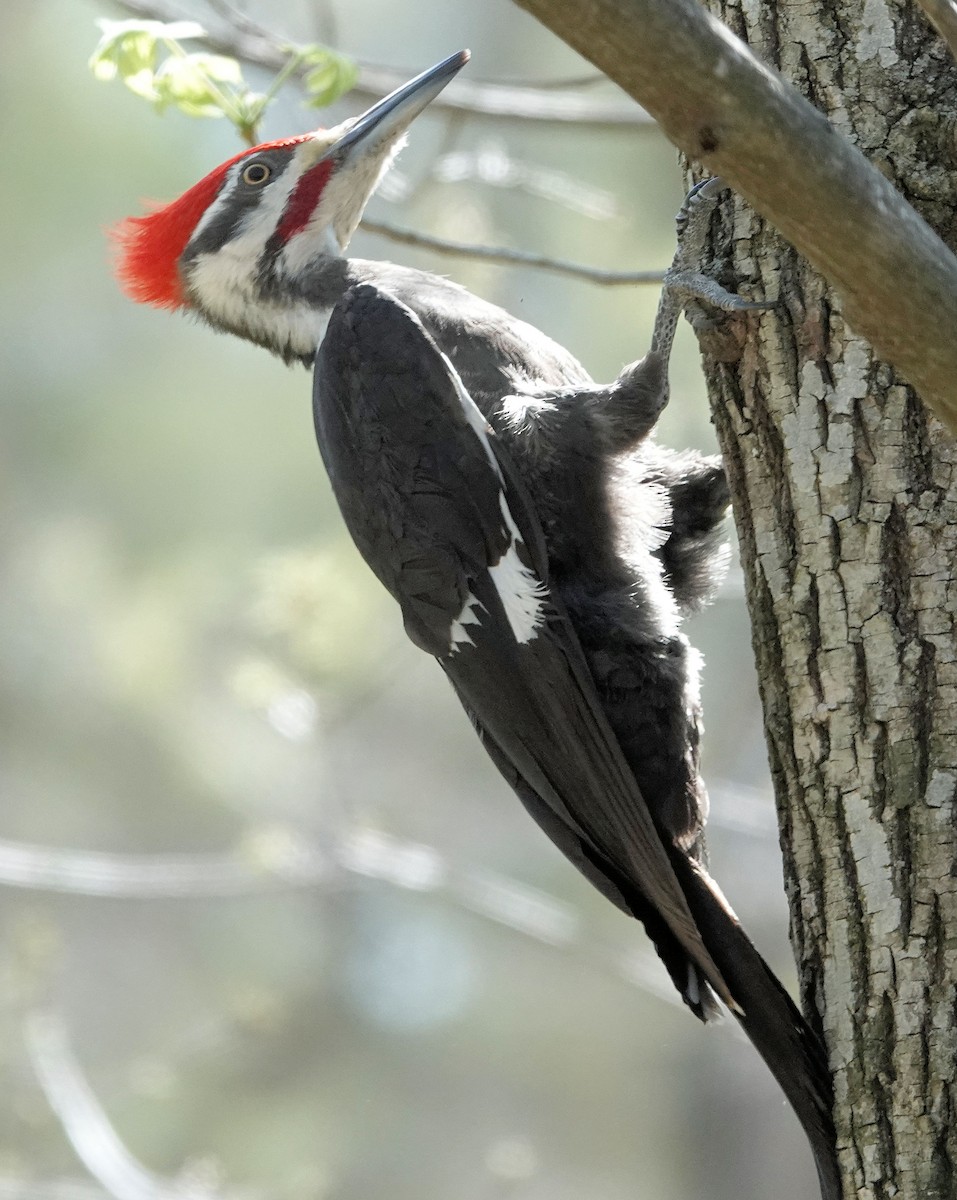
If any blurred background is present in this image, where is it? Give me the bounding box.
[0,2,814,1198]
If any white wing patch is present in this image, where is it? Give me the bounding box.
[449,590,484,651]
[437,350,547,652]
[490,494,547,644]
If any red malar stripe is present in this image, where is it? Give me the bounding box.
[277,159,335,243]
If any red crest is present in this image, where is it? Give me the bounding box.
[112,135,313,309]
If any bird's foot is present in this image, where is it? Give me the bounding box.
[568,181,771,455]
[651,178,773,358]
[664,268,772,318]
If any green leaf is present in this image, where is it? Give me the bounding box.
[299,46,359,109]
[89,18,216,112]
[94,17,206,42]
[90,21,357,143]
[88,18,206,82]
[89,27,157,84]
[153,55,228,119]
[186,53,243,84]
[123,68,160,103]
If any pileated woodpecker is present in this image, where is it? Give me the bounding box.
[114,52,839,1199]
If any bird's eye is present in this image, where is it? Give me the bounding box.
[241,162,271,186]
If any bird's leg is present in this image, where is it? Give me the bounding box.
[496,181,766,611]
[502,180,769,457]
[599,177,772,452]
[654,178,773,351]
[608,179,772,610]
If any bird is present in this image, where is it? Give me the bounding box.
[112,51,839,1199]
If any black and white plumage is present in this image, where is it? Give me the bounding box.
[116,55,838,1197]
[316,284,838,1200]
[316,284,727,995]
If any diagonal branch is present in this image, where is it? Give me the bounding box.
[0,835,331,897]
[915,0,957,63]
[108,0,653,126]
[510,0,957,432]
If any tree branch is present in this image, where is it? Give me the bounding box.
[509,0,957,432]
[0,835,330,897]
[0,779,767,900]
[915,0,957,64]
[108,0,654,126]
[358,219,665,284]
[0,817,760,1011]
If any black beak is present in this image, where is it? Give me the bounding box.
[329,51,470,159]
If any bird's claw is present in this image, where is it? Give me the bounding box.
[669,180,773,317]
[663,268,774,315]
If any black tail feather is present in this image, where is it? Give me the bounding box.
[668,850,841,1200]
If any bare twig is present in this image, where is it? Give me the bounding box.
[0,837,330,898]
[25,1012,235,1200]
[359,219,665,284]
[360,67,651,126]
[433,140,619,219]
[21,1003,743,1200]
[0,778,771,901]
[203,0,260,39]
[107,0,653,125]
[914,0,957,63]
[486,70,605,89]
[0,780,779,1013]
[0,829,581,950]
[0,834,646,1006]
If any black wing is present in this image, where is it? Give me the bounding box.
[313,284,839,1199]
[313,282,733,1009]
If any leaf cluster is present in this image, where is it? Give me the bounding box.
[90,19,358,144]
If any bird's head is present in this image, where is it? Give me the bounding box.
[113,50,469,360]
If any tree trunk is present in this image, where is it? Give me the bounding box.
[700,3,957,1196]
[509,0,957,1194]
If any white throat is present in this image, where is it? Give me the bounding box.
[188,242,334,361]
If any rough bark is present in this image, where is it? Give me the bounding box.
[509,0,957,1196]
[701,4,957,1195]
